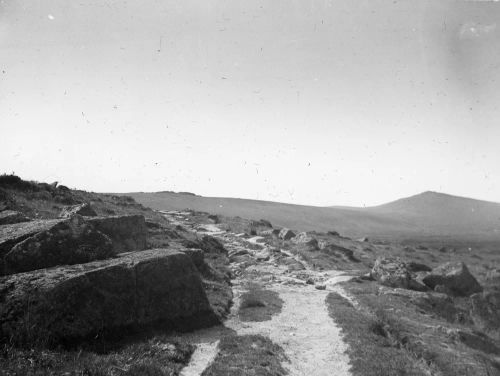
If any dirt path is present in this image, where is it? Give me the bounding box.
[163,211,354,375]
[226,281,352,376]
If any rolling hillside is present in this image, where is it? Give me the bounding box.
[125,191,500,246]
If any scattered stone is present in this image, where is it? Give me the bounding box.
[255,249,271,262]
[228,248,249,258]
[86,215,147,253]
[323,244,357,261]
[278,228,296,241]
[315,284,326,290]
[0,248,217,347]
[3,215,114,275]
[357,237,369,242]
[422,262,482,296]
[0,210,30,225]
[208,214,219,223]
[59,203,97,218]
[306,278,314,285]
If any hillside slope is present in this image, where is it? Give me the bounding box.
[125,191,500,245]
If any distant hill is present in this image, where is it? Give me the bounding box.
[124,191,500,246]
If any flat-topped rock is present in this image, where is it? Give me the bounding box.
[0,219,62,257]
[0,247,217,347]
[3,215,114,275]
[86,215,147,253]
[0,210,30,225]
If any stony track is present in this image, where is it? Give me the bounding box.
[161,211,353,376]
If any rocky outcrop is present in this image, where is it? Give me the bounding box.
[0,248,217,347]
[292,232,319,249]
[0,219,62,257]
[3,215,114,274]
[278,228,296,241]
[59,203,98,218]
[422,262,482,296]
[0,210,30,225]
[371,257,426,291]
[87,215,147,253]
[470,291,500,340]
[322,244,357,261]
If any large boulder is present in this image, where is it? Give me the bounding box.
[292,232,319,249]
[0,248,217,347]
[0,210,30,225]
[278,228,296,241]
[422,262,482,296]
[3,215,114,275]
[470,291,500,339]
[0,219,63,257]
[371,257,426,291]
[87,215,147,253]
[59,203,98,218]
[323,244,356,261]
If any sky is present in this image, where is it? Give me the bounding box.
[1,0,500,207]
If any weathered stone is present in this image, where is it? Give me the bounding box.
[87,215,147,253]
[59,203,98,218]
[278,228,296,241]
[0,219,63,257]
[0,210,30,225]
[271,229,281,237]
[0,248,216,347]
[3,215,114,274]
[293,232,319,249]
[323,244,356,260]
[371,257,425,290]
[470,291,500,340]
[182,248,205,269]
[423,262,482,296]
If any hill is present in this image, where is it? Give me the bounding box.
[125,191,500,247]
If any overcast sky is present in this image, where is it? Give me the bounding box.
[1,0,499,206]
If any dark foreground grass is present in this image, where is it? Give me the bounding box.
[201,335,287,376]
[0,335,193,376]
[326,292,428,376]
[238,284,284,322]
